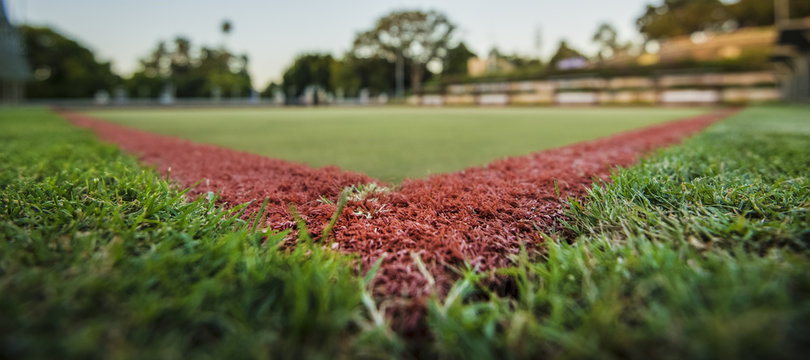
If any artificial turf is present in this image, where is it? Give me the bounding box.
[424,105,810,359]
[84,107,708,183]
[0,108,398,359]
[2,105,808,359]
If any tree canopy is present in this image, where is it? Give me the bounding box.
[442,42,477,76]
[352,10,457,95]
[331,54,397,97]
[21,26,120,98]
[548,40,586,69]
[592,23,632,60]
[126,37,252,98]
[280,53,412,100]
[728,0,810,28]
[280,53,335,99]
[637,0,810,40]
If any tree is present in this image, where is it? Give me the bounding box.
[171,37,192,74]
[637,0,810,40]
[442,42,476,75]
[592,23,619,60]
[21,26,120,98]
[592,22,634,62]
[501,53,542,69]
[126,37,252,98]
[727,0,810,28]
[261,81,281,98]
[280,53,335,100]
[221,20,232,36]
[637,0,726,40]
[330,54,396,97]
[194,47,251,98]
[548,40,586,69]
[220,19,233,48]
[352,10,456,96]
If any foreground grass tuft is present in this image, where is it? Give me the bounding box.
[425,106,810,359]
[0,108,398,359]
[568,106,809,253]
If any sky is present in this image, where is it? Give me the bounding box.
[5,0,656,89]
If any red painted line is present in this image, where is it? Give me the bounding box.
[61,107,739,332]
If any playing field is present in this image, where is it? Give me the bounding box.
[85,107,709,182]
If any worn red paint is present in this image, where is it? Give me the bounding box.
[62,107,738,332]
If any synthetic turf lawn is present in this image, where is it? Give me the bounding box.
[84,107,709,183]
[64,107,734,321]
[2,106,809,358]
[0,108,398,358]
[426,105,810,359]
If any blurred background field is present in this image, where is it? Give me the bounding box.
[2,0,808,106]
[85,107,706,182]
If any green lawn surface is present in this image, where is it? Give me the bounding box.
[427,105,810,359]
[0,107,397,358]
[85,107,708,183]
[3,106,809,359]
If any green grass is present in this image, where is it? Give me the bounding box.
[423,106,810,359]
[3,106,809,359]
[0,108,398,359]
[84,107,708,183]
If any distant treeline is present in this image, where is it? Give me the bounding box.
[18,0,810,99]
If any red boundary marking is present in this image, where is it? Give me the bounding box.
[60,107,739,332]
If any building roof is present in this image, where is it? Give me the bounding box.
[0,0,31,81]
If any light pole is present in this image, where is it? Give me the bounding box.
[775,0,789,26]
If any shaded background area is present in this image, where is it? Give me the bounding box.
[1,0,809,105]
